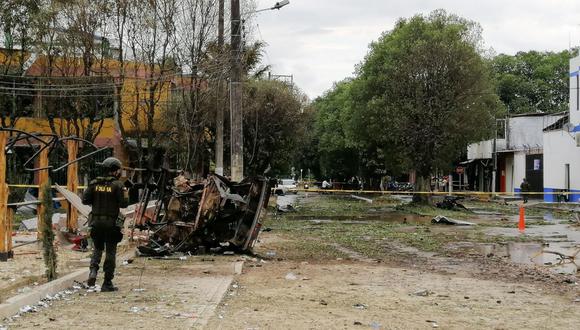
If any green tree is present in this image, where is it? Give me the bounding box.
[490,50,574,114]
[352,10,502,202]
[291,103,320,181]
[312,80,359,180]
[242,79,305,176]
[0,0,42,127]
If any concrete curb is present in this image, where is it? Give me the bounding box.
[0,268,88,319]
[189,260,243,328]
[189,275,234,329]
[0,250,136,320]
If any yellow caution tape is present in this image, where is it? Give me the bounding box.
[280,188,577,196]
[7,184,87,189]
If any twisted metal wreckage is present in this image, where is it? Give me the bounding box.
[1,128,274,256]
[59,168,274,256]
[133,173,274,256]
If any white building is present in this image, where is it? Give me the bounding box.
[466,113,564,196]
[543,55,580,202]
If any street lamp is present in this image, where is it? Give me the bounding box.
[255,0,290,13]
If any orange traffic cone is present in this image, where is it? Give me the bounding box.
[518,205,525,233]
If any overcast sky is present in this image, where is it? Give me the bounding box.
[253,0,580,99]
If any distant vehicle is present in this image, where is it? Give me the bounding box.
[386,181,414,191]
[275,179,298,195]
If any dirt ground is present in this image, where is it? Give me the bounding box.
[0,232,92,303]
[204,230,580,330]
[3,194,580,329]
[3,256,239,330]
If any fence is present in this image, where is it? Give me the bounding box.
[0,129,110,261]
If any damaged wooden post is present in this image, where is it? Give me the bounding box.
[37,141,50,239]
[0,131,13,261]
[66,140,79,232]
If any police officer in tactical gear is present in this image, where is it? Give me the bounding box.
[83,157,128,291]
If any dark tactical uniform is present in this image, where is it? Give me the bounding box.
[83,176,128,288]
[520,179,531,203]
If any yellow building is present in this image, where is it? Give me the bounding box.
[0,48,176,156]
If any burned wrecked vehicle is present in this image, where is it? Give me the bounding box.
[136,174,273,256]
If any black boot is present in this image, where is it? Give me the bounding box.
[87,269,98,287]
[101,280,118,292]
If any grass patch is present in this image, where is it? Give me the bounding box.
[295,195,391,217]
[264,216,454,259]
[263,194,547,261]
[395,203,473,219]
[256,238,348,261]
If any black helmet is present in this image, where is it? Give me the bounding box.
[101,157,122,171]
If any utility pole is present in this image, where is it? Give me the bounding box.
[215,0,225,176]
[492,123,498,195]
[230,0,243,181]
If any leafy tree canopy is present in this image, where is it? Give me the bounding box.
[490,49,574,114]
[338,9,503,200]
[242,79,307,177]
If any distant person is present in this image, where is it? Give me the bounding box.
[520,178,531,203]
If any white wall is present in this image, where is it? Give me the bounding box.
[467,139,506,160]
[508,115,564,150]
[544,130,580,201]
[505,154,514,192]
[513,152,526,191]
[569,56,580,125]
[540,55,580,202]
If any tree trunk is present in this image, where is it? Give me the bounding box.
[412,175,432,205]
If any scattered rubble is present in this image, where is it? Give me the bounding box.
[352,303,367,310]
[284,273,298,280]
[411,289,434,297]
[435,196,469,211]
[3,283,85,325]
[431,215,475,226]
[350,195,373,203]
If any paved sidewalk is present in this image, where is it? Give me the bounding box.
[3,257,238,329]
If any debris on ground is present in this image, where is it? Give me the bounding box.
[411,289,434,297]
[370,321,382,329]
[285,272,298,280]
[4,284,85,324]
[426,320,439,328]
[435,196,469,211]
[431,215,475,226]
[18,214,63,232]
[573,213,580,225]
[350,195,373,203]
[541,249,580,269]
[276,194,297,213]
[277,203,295,213]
